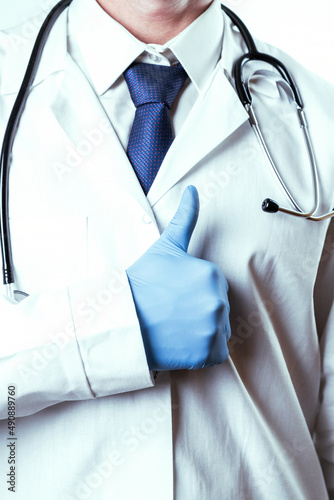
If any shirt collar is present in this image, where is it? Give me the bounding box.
[68,0,225,95]
[169,0,224,92]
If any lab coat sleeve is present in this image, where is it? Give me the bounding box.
[314,219,334,498]
[0,24,155,420]
[0,270,155,419]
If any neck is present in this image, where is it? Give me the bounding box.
[96,0,213,44]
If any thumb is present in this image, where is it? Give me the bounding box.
[161,185,200,252]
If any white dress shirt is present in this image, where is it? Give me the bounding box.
[67,0,224,150]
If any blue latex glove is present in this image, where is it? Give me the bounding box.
[126,185,231,371]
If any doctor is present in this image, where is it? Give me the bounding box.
[0,0,334,498]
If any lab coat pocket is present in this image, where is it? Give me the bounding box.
[8,215,88,294]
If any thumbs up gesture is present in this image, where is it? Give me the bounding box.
[126,185,231,371]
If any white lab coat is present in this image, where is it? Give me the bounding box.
[0,7,334,500]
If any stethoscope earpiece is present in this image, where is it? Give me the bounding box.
[262,198,279,213]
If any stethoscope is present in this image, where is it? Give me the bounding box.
[1,0,334,299]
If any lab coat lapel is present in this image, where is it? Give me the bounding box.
[49,54,151,214]
[147,64,249,206]
[0,9,68,95]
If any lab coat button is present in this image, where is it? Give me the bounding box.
[143,214,152,224]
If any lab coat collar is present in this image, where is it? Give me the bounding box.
[0,8,68,95]
[67,0,224,95]
[147,62,249,206]
[48,53,248,213]
[147,7,250,205]
[49,53,153,214]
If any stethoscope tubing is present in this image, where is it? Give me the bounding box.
[0,0,73,289]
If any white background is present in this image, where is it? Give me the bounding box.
[0,0,333,84]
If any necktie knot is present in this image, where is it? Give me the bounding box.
[124,62,188,109]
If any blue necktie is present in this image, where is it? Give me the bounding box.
[124,62,188,194]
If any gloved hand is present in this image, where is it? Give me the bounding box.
[126,185,231,371]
